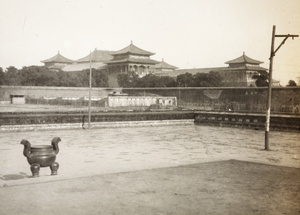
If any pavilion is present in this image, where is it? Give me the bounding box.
[41,51,74,71]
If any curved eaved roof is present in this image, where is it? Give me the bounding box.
[76,49,115,63]
[155,59,178,69]
[111,42,155,56]
[225,52,263,65]
[107,57,159,65]
[41,51,74,63]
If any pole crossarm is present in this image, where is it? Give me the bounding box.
[272,34,299,58]
[275,34,299,38]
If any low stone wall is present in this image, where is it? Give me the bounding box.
[0,119,195,132]
[194,111,300,131]
[1,110,299,132]
[0,111,195,127]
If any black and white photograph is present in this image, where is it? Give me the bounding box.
[0,0,299,214]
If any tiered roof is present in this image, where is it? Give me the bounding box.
[225,52,263,65]
[111,42,155,56]
[224,52,267,71]
[108,42,158,65]
[41,51,74,64]
[108,58,159,64]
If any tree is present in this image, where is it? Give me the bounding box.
[286,80,297,87]
[159,76,177,87]
[252,71,269,87]
[117,71,138,87]
[206,71,223,87]
[176,71,223,87]
[93,69,109,87]
[176,73,194,87]
[4,66,20,85]
[0,67,4,85]
[135,74,158,87]
[19,66,57,86]
[192,73,210,87]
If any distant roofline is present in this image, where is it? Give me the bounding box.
[225,52,263,65]
[41,51,74,63]
[111,42,155,56]
[76,49,115,63]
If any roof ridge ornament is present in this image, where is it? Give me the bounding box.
[243,52,247,62]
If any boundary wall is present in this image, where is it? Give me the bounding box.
[1,86,300,114]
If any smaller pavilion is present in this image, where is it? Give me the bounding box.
[154,59,178,76]
[41,51,74,71]
[223,52,268,86]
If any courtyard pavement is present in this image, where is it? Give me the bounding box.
[0,104,299,214]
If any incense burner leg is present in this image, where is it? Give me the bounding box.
[50,162,59,175]
[30,163,40,178]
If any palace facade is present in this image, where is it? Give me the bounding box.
[159,52,275,87]
[41,44,277,87]
[41,42,177,87]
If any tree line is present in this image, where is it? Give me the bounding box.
[0,66,109,87]
[117,71,223,87]
[0,66,224,87]
[0,66,297,87]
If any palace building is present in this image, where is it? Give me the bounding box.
[41,44,276,87]
[162,52,271,87]
[107,41,160,77]
[105,42,161,86]
[41,42,177,87]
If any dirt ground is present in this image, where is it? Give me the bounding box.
[0,160,299,215]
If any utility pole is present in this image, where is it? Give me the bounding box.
[88,51,92,129]
[265,25,298,150]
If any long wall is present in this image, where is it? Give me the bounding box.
[1,86,300,114]
[0,86,120,101]
[123,87,300,114]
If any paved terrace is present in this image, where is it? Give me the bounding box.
[0,104,299,214]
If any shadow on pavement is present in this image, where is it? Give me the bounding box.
[0,172,29,180]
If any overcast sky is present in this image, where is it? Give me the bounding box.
[0,0,299,85]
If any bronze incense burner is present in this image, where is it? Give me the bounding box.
[20,137,61,177]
